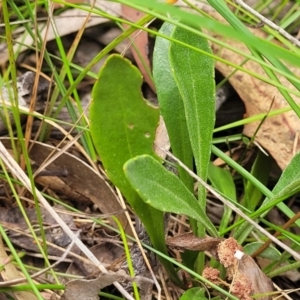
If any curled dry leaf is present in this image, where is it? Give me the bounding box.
[236,253,274,300]
[208,11,300,170]
[166,232,223,258]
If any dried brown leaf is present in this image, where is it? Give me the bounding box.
[60,272,124,300]
[1,138,129,232]
[208,11,300,170]
[0,206,78,256]
[237,253,274,300]
[166,232,223,258]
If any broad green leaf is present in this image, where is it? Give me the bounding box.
[89,54,180,284]
[153,21,193,192]
[124,155,219,237]
[243,242,281,261]
[180,287,207,300]
[169,25,215,208]
[208,163,236,233]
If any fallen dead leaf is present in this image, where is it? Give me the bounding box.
[66,242,124,279]
[236,253,274,300]
[60,272,124,300]
[0,138,129,232]
[0,206,79,256]
[207,11,300,170]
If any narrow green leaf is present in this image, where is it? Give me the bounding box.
[252,151,300,218]
[169,26,215,207]
[259,151,300,228]
[207,0,300,118]
[234,152,300,241]
[124,155,219,237]
[153,22,193,191]
[243,243,281,261]
[271,152,300,197]
[180,287,207,300]
[211,146,300,241]
[208,163,236,233]
[89,54,180,284]
[208,163,236,201]
[243,151,271,211]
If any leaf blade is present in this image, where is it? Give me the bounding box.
[89,54,180,283]
[124,155,219,237]
[169,25,215,207]
[153,21,194,191]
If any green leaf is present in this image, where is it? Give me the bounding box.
[271,152,300,199]
[180,287,207,300]
[153,22,193,191]
[258,151,300,228]
[207,0,300,118]
[243,151,271,212]
[124,155,219,237]
[89,54,180,284]
[169,25,215,207]
[208,163,236,233]
[243,242,281,261]
[211,146,300,241]
[208,163,236,200]
[237,152,300,240]
[254,151,300,221]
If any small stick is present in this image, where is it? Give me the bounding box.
[234,0,300,47]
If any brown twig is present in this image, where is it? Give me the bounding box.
[251,210,300,258]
